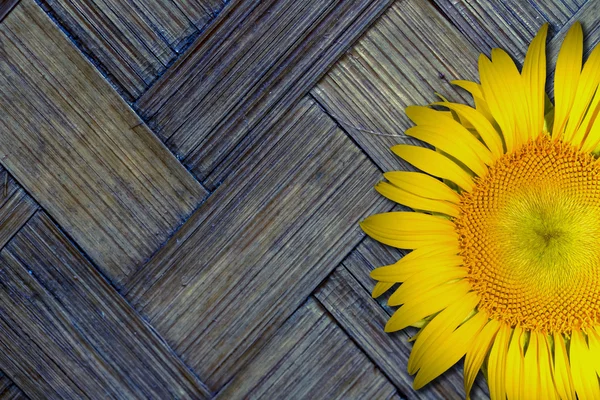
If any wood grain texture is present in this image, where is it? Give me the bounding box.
[0,373,26,400]
[124,97,389,390]
[311,0,480,173]
[0,212,210,399]
[432,0,581,57]
[316,244,491,399]
[39,0,226,100]
[0,0,18,22]
[136,0,393,188]
[0,386,27,400]
[0,0,207,285]
[215,298,400,400]
[174,0,225,30]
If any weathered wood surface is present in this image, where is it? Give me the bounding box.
[0,0,18,22]
[0,212,210,399]
[39,0,227,99]
[215,298,400,399]
[136,0,393,188]
[0,0,597,398]
[0,0,207,284]
[125,97,389,390]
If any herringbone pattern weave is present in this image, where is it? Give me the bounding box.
[0,0,594,398]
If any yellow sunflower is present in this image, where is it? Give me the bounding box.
[361,22,600,399]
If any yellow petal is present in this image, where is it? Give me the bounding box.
[405,126,487,176]
[375,181,459,217]
[493,49,531,146]
[383,171,461,203]
[408,292,479,374]
[370,246,460,282]
[570,330,600,399]
[488,324,511,400]
[588,327,600,375]
[388,266,467,306]
[361,211,454,232]
[412,311,487,389]
[464,318,501,399]
[371,281,394,298]
[523,330,540,400]
[522,24,548,138]
[566,44,600,144]
[553,333,576,400]
[360,211,456,249]
[405,106,493,167]
[536,332,557,400]
[506,326,525,400]
[479,54,516,152]
[433,101,504,157]
[553,22,583,139]
[384,280,471,332]
[391,145,474,191]
[452,80,496,124]
[576,88,600,151]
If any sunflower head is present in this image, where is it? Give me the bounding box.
[362,22,600,399]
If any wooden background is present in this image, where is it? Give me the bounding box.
[0,0,594,398]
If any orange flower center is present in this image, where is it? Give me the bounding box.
[456,135,600,333]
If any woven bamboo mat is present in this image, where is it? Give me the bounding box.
[0,0,592,398]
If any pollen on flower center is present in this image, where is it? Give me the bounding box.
[456,135,600,333]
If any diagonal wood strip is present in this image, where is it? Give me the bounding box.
[215,298,400,399]
[0,0,18,22]
[312,0,480,173]
[38,0,226,100]
[433,0,583,57]
[0,0,207,285]
[124,97,389,390]
[136,0,393,188]
[0,212,210,399]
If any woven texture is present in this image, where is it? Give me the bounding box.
[0,0,593,398]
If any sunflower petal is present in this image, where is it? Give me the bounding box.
[405,106,493,167]
[522,24,548,138]
[412,311,488,389]
[405,126,488,176]
[493,49,531,145]
[383,171,461,203]
[371,281,394,298]
[577,88,600,151]
[407,292,479,374]
[588,327,600,375]
[464,318,501,399]
[452,80,496,124]
[433,101,504,157]
[392,145,474,191]
[479,54,516,152]
[553,22,583,138]
[565,45,600,144]
[384,280,471,332]
[375,181,459,217]
[388,266,467,306]
[506,326,525,399]
[570,330,600,399]
[536,332,557,400]
[370,247,460,282]
[553,333,576,400]
[488,324,511,400]
[523,330,540,400]
[360,212,458,249]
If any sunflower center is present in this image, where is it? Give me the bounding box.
[456,135,600,333]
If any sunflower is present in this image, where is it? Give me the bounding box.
[361,22,600,399]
